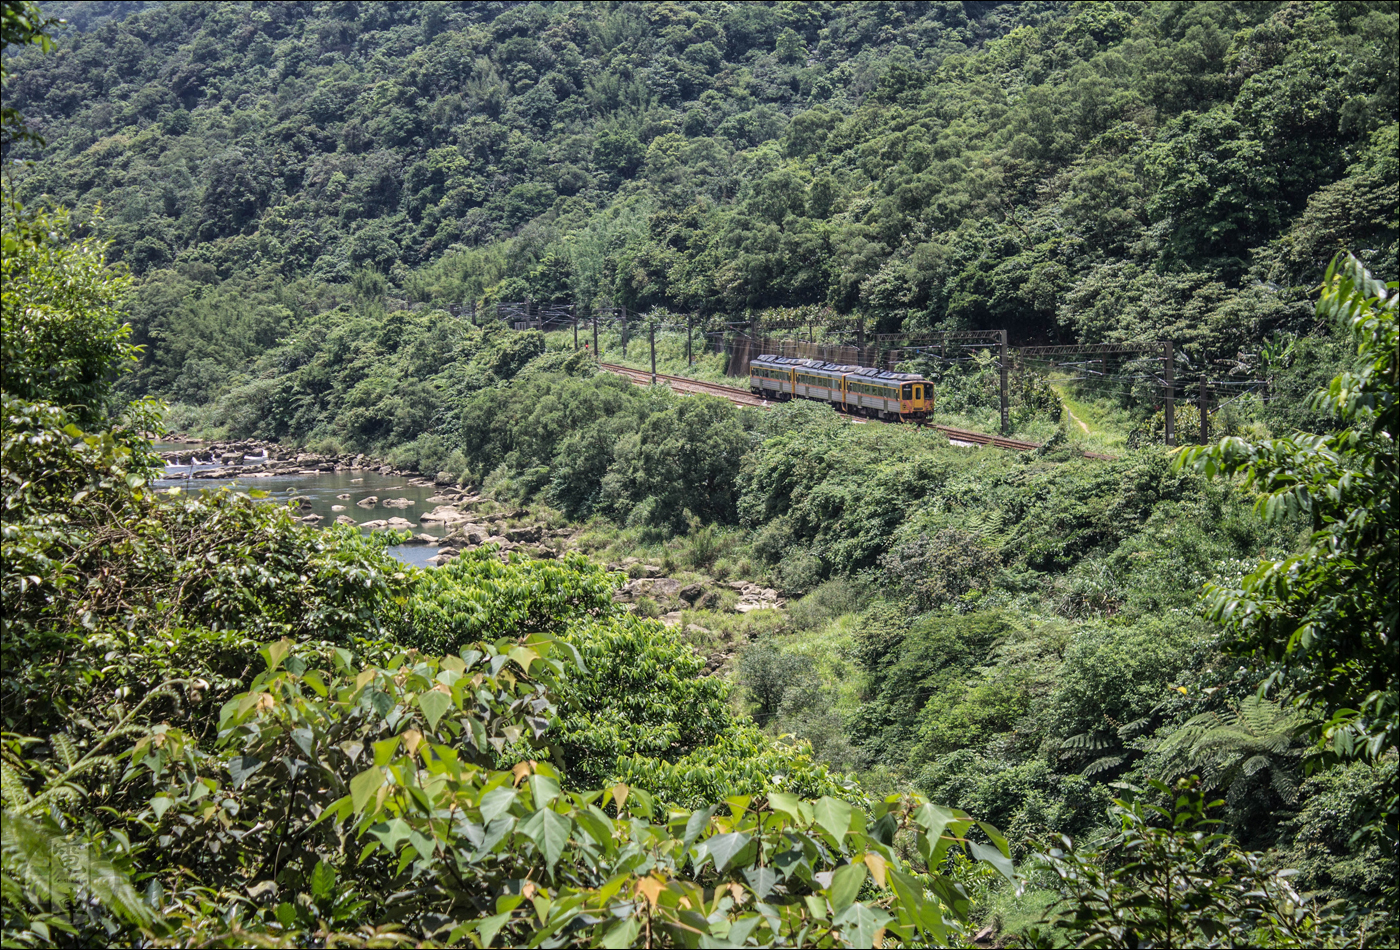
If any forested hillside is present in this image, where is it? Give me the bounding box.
[3,3,1397,947]
[2,0,1395,402]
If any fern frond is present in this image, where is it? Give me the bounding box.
[0,808,154,931]
[1082,755,1125,776]
[1117,716,1152,739]
[1240,754,1273,777]
[51,733,78,770]
[0,764,33,805]
[1062,732,1116,751]
[1270,767,1300,804]
[0,809,73,905]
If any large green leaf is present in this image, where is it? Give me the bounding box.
[705,831,752,872]
[814,796,853,843]
[349,766,384,815]
[827,861,866,911]
[834,901,891,948]
[418,689,452,731]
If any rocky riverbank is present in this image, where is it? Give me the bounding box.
[159,437,439,481]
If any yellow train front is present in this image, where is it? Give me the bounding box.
[749,355,932,422]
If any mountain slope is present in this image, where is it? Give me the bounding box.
[4,1,1396,398]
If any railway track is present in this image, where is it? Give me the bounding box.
[599,363,771,408]
[598,362,1110,457]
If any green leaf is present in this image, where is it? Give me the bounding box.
[814,796,852,843]
[309,859,336,899]
[302,670,328,697]
[530,774,561,810]
[827,861,866,911]
[479,786,517,824]
[350,766,384,815]
[970,840,1014,881]
[683,805,717,850]
[418,689,452,732]
[261,639,291,671]
[372,736,401,767]
[149,796,173,821]
[767,791,803,823]
[705,831,751,872]
[834,901,891,948]
[521,808,571,872]
[474,910,511,947]
[228,755,263,789]
[600,917,640,949]
[743,866,778,899]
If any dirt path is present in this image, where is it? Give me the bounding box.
[1066,405,1090,433]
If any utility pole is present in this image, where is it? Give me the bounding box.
[1163,341,1175,446]
[649,321,657,382]
[1200,376,1208,445]
[572,306,578,350]
[687,313,693,366]
[592,306,599,357]
[752,314,761,374]
[999,329,1010,436]
[621,306,628,357]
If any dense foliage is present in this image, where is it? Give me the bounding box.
[1,0,1395,410]
[1,134,1023,945]
[4,3,1396,946]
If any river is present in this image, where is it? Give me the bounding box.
[154,443,450,568]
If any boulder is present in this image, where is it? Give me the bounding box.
[505,525,542,543]
[356,496,379,508]
[335,515,357,526]
[331,505,346,512]
[436,547,460,557]
[298,513,324,523]
[336,493,351,500]
[385,517,414,529]
[420,506,472,524]
[678,583,705,604]
[359,520,388,530]
[381,497,414,508]
[435,471,456,486]
[661,611,684,626]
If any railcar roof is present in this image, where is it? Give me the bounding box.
[752,354,926,382]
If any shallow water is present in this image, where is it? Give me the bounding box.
[153,447,452,568]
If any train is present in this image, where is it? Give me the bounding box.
[749,354,933,422]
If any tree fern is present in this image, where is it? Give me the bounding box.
[1156,695,1306,803]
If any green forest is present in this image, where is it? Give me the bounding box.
[2,1,1397,947]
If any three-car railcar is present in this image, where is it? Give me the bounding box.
[749,355,932,421]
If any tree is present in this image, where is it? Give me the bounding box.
[1033,779,1353,950]
[1,197,136,425]
[1178,254,1398,827]
[0,0,57,148]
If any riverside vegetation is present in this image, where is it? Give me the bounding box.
[3,2,1397,947]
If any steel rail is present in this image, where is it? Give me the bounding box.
[598,362,1118,458]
